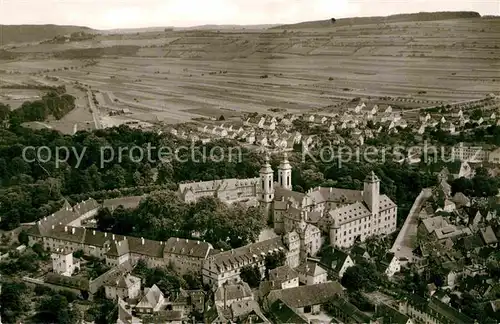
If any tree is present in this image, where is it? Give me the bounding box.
[240,265,261,288]
[0,103,10,122]
[73,249,84,259]
[85,298,117,324]
[18,229,29,245]
[471,109,483,120]
[0,282,30,323]
[183,272,202,290]
[341,261,382,292]
[36,294,81,324]
[264,251,286,278]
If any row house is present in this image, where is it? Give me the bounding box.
[27,221,213,275]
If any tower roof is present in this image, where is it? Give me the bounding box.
[260,152,273,174]
[364,171,380,183]
[279,152,292,170]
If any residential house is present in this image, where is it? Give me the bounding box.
[214,282,253,309]
[104,274,141,300]
[51,248,80,276]
[451,192,470,208]
[480,226,498,247]
[264,281,344,316]
[295,261,328,285]
[206,300,270,323]
[325,296,373,323]
[269,266,299,289]
[488,147,500,164]
[267,299,309,324]
[117,298,142,324]
[135,284,165,314]
[399,295,474,324]
[379,252,400,278]
[319,248,354,279]
[350,245,371,263]
[375,303,414,324]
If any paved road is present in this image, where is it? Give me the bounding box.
[87,90,101,129]
[391,188,432,262]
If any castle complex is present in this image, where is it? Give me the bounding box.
[179,153,398,252]
[24,154,397,292]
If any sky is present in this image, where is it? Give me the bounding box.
[0,0,498,29]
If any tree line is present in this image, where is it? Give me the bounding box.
[0,123,439,230]
[96,194,266,250]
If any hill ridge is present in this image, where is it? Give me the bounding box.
[271,11,482,29]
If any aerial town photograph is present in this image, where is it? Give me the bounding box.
[0,0,499,323]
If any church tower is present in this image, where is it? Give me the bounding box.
[363,171,380,215]
[259,153,274,218]
[278,152,292,190]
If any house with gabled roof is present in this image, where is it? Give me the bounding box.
[399,295,473,324]
[480,226,498,246]
[451,192,470,207]
[269,265,299,289]
[264,281,344,316]
[295,260,328,285]
[117,298,142,324]
[326,295,373,323]
[267,299,309,323]
[378,252,400,278]
[350,245,371,263]
[104,273,141,300]
[375,303,414,324]
[319,248,354,279]
[136,284,165,314]
[215,282,253,309]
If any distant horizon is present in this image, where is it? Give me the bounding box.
[1,10,497,31]
[1,0,498,30]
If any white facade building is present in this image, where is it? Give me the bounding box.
[51,248,79,276]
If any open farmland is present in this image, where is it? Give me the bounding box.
[0,16,498,126]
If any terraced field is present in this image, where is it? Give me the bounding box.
[0,17,498,126]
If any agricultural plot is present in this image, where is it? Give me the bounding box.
[0,17,498,128]
[0,89,42,109]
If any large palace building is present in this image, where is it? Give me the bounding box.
[179,153,398,250]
